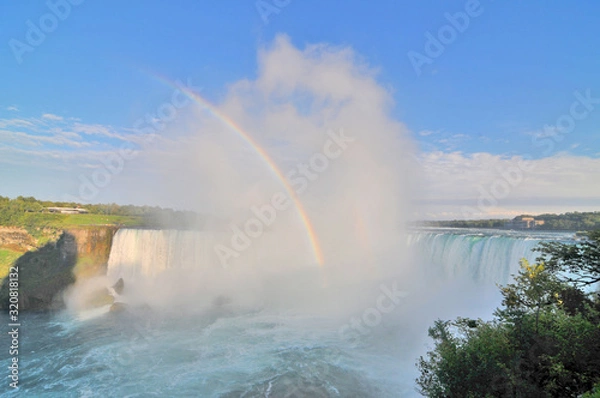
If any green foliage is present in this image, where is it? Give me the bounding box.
[420,219,508,229]
[582,382,600,398]
[417,319,514,397]
[495,260,563,333]
[0,195,205,232]
[535,212,600,231]
[417,254,600,397]
[535,230,600,287]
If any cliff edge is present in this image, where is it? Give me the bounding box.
[0,226,118,311]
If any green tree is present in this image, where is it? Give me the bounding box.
[417,256,600,397]
[416,318,514,397]
[535,230,600,287]
[495,260,562,334]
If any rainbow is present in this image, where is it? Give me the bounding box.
[141,72,325,266]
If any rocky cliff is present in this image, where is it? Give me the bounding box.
[0,226,118,311]
[0,227,37,251]
[68,227,118,280]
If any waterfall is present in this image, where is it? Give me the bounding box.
[107,228,575,286]
[407,228,574,285]
[106,229,222,280]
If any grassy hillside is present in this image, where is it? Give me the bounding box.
[21,213,143,229]
[0,248,21,278]
[9,213,142,249]
[0,195,204,232]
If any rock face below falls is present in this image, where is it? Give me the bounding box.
[0,227,118,311]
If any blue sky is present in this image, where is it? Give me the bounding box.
[1,0,599,218]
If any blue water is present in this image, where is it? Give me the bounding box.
[1,309,417,397]
[0,228,575,397]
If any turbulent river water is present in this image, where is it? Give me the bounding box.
[1,228,575,397]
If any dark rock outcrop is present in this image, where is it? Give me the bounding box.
[0,232,77,311]
[112,278,125,295]
[0,227,119,311]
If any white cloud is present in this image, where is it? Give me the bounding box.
[0,114,156,179]
[0,118,35,129]
[42,113,64,121]
[418,130,438,137]
[0,144,128,169]
[0,128,91,148]
[416,151,600,218]
[73,122,142,142]
[6,106,18,112]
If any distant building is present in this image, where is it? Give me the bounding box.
[505,216,545,229]
[46,207,89,214]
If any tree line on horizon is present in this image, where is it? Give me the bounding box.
[421,211,600,231]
